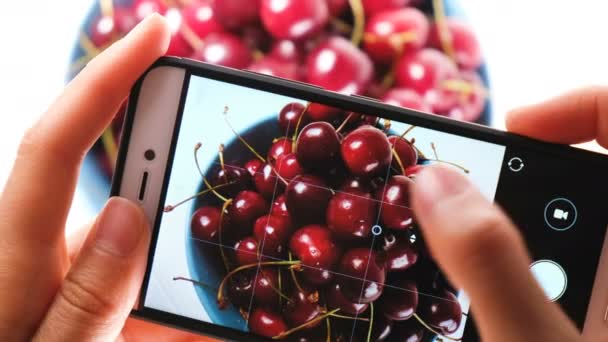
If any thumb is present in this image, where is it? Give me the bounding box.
[34,197,150,341]
[411,165,579,341]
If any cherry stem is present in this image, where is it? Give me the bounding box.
[217,260,301,309]
[431,142,439,160]
[223,106,266,163]
[383,119,392,132]
[218,144,226,172]
[325,317,331,342]
[331,18,353,35]
[278,268,283,307]
[391,148,406,176]
[336,112,357,134]
[432,0,457,62]
[164,181,235,212]
[291,102,311,151]
[329,313,370,322]
[180,21,205,50]
[194,143,231,203]
[348,0,365,46]
[172,276,216,292]
[366,302,374,342]
[442,79,489,99]
[101,128,118,170]
[218,199,233,273]
[427,159,470,174]
[400,125,416,138]
[259,269,291,304]
[272,309,340,339]
[99,0,114,17]
[288,252,305,293]
[413,313,462,341]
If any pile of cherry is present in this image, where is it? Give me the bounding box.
[82,0,487,177]
[172,101,465,341]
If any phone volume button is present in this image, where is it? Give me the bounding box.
[350,94,382,103]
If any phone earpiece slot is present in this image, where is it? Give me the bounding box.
[138,171,149,202]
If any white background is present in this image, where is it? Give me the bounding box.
[0,0,607,231]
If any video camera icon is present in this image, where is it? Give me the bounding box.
[545,198,577,231]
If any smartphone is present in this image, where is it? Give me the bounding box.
[113,57,608,341]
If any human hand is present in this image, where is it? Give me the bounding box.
[410,88,608,341]
[0,14,209,341]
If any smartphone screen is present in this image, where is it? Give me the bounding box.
[138,70,608,341]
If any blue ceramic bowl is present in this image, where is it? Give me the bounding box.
[70,0,492,331]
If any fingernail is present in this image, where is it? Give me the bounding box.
[413,165,472,213]
[95,197,145,256]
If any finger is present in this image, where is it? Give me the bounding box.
[67,222,95,263]
[0,14,170,247]
[120,317,215,342]
[34,198,149,342]
[411,165,580,341]
[506,86,608,148]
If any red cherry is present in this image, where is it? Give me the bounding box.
[388,135,418,170]
[363,8,429,64]
[283,290,322,328]
[326,283,369,315]
[326,0,348,16]
[295,122,341,172]
[306,37,373,95]
[227,190,269,232]
[326,189,377,240]
[337,248,386,303]
[419,289,463,335]
[182,0,224,39]
[90,8,136,47]
[245,159,263,177]
[290,225,341,271]
[209,164,251,199]
[253,214,292,257]
[253,268,282,305]
[341,125,392,178]
[261,0,329,41]
[272,194,289,216]
[226,272,254,307]
[254,163,285,198]
[275,153,303,181]
[361,0,411,17]
[241,25,273,52]
[249,308,288,338]
[446,70,486,122]
[193,32,252,69]
[285,175,333,224]
[405,164,425,178]
[234,236,259,265]
[306,103,341,122]
[339,176,372,193]
[378,280,418,320]
[213,0,260,29]
[381,232,418,271]
[268,137,293,162]
[191,206,222,241]
[279,102,310,135]
[269,39,303,62]
[247,57,301,81]
[430,18,483,70]
[391,319,424,342]
[382,88,431,113]
[395,49,459,113]
[375,175,414,230]
[132,0,167,21]
[165,8,194,57]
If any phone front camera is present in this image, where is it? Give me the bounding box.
[144,149,156,161]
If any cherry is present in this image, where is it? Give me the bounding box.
[268,137,293,162]
[295,122,341,172]
[375,175,414,230]
[306,36,373,95]
[404,164,425,179]
[339,176,372,193]
[253,268,282,305]
[270,39,304,62]
[241,25,273,52]
[253,214,292,257]
[419,289,462,335]
[446,70,486,122]
[245,158,263,177]
[191,206,222,242]
[253,163,284,198]
[283,290,322,328]
[165,8,194,57]
[388,135,418,171]
[288,325,326,342]
[364,8,429,64]
[285,175,333,223]
[247,57,301,81]
[210,164,251,199]
[429,18,483,70]
[261,0,329,41]
[249,308,288,338]
[90,7,136,47]
[341,125,392,178]
[182,0,224,39]
[226,272,254,307]
[227,190,269,232]
[378,280,418,320]
[306,103,342,122]
[380,233,418,272]
[391,319,424,342]
[325,283,369,315]
[352,314,393,342]
[326,189,377,240]
[213,0,260,29]
[132,0,167,22]
[337,248,386,303]
[234,236,259,266]
[382,88,431,113]
[290,225,341,274]
[275,153,303,181]
[361,0,411,18]
[193,32,252,69]
[271,194,289,216]
[279,102,310,135]
[327,0,348,16]
[395,49,459,113]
